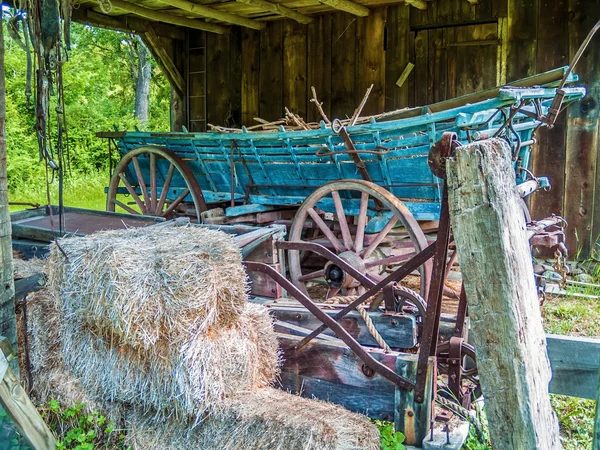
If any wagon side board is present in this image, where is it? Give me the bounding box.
[276,334,434,446]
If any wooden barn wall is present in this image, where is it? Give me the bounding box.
[187,0,600,256]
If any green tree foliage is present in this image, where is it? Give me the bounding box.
[3,16,170,197]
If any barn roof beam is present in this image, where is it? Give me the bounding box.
[317,0,369,16]
[405,0,427,10]
[236,0,313,24]
[71,8,186,40]
[110,0,229,34]
[156,0,266,30]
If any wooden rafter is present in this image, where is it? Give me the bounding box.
[109,0,229,34]
[236,0,313,24]
[405,0,427,9]
[155,0,265,30]
[142,25,186,97]
[72,8,185,40]
[317,0,369,17]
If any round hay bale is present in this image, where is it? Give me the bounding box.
[47,226,248,350]
[125,387,381,450]
[61,303,280,419]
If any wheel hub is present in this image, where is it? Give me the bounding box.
[324,251,365,289]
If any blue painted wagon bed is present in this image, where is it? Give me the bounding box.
[98,66,584,300]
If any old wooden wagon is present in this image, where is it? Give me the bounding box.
[84,68,585,444]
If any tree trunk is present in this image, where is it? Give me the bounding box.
[446,138,562,450]
[0,19,18,374]
[134,36,151,127]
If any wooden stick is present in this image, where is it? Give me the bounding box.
[350,84,373,126]
[318,0,369,16]
[310,86,331,124]
[109,0,229,34]
[236,0,312,24]
[155,0,265,30]
[447,139,562,449]
[285,107,310,130]
[0,340,56,450]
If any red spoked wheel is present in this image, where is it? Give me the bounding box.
[287,180,432,301]
[106,146,207,221]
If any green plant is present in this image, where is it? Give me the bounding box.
[372,420,405,450]
[40,400,128,450]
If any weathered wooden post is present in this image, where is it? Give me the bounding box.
[0,10,18,375]
[446,139,562,449]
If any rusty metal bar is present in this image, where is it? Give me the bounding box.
[244,261,415,391]
[293,241,437,350]
[414,183,451,403]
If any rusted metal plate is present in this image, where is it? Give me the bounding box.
[11,208,162,242]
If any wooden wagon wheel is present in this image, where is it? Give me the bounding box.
[288,180,432,301]
[106,146,207,221]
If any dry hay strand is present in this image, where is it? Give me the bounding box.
[125,387,380,450]
[61,303,280,420]
[47,226,248,351]
[12,252,45,279]
[25,288,126,425]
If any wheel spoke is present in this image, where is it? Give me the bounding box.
[364,252,416,268]
[111,198,140,215]
[150,152,157,213]
[331,191,352,251]
[362,216,399,259]
[162,188,190,217]
[132,156,151,209]
[156,164,175,214]
[298,269,325,282]
[354,192,369,253]
[307,208,344,253]
[118,173,146,213]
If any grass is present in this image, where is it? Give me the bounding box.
[541,279,600,450]
[8,171,110,212]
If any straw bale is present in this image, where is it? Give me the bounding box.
[125,387,380,450]
[26,289,126,424]
[61,303,280,420]
[47,226,248,351]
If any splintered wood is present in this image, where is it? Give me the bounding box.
[447,139,562,450]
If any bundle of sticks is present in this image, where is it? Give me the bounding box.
[208,84,409,133]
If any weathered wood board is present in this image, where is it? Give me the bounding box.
[448,139,561,449]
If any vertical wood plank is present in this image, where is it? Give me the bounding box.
[594,363,600,449]
[394,356,434,446]
[565,0,600,256]
[428,27,446,103]
[356,8,386,116]
[385,5,411,111]
[259,21,284,121]
[506,0,538,81]
[307,15,333,122]
[229,27,243,127]
[530,0,569,221]
[206,32,230,127]
[169,36,187,132]
[413,30,428,107]
[331,13,357,120]
[0,20,16,374]
[242,28,260,126]
[283,20,308,119]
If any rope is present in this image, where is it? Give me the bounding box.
[325,295,391,353]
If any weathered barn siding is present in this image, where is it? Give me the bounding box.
[178,0,600,256]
